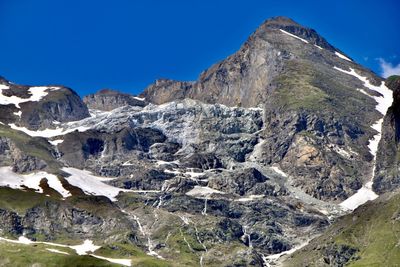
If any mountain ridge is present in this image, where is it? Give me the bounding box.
[0,16,399,267]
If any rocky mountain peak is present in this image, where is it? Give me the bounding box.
[254,16,341,53]
[0,76,90,130]
[84,88,147,111]
[261,16,301,27]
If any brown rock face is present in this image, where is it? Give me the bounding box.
[140,16,376,109]
[83,89,146,111]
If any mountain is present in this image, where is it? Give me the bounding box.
[0,16,398,266]
[143,16,387,202]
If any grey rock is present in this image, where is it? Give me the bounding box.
[84,89,147,111]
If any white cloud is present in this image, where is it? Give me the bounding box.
[378,58,400,78]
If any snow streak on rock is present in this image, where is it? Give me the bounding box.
[335,51,352,62]
[279,29,309,43]
[334,66,393,210]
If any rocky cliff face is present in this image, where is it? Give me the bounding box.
[83,89,147,111]
[141,17,379,108]
[373,76,400,193]
[0,77,90,130]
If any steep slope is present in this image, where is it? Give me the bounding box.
[282,190,400,266]
[0,76,90,130]
[142,16,388,203]
[373,76,400,193]
[279,76,400,266]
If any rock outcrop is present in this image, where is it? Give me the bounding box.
[374,75,400,193]
[0,77,90,130]
[83,89,147,111]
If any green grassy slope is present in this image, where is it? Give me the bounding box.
[283,191,400,266]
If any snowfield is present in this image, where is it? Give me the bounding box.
[9,123,91,138]
[0,166,71,198]
[62,167,131,201]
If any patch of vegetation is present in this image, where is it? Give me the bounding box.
[273,60,329,111]
[0,187,60,214]
[0,242,121,267]
[386,75,400,90]
[97,243,171,267]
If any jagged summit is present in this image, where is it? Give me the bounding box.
[254,16,340,53]
[261,16,301,27]
[141,16,369,108]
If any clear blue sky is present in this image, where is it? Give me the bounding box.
[0,0,399,96]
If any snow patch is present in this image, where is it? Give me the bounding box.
[154,160,179,166]
[270,166,288,177]
[49,139,64,146]
[234,195,264,202]
[9,123,91,138]
[263,240,309,266]
[368,119,384,156]
[0,236,98,255]
[62,167,131,201]
[71,240,101,255]
[340,181,378,210]
[13,111,22,117]
[133,96,145,101]
[90,254,131,266]
[0,166,71,198]
[279,29,309,43]
[333,66,393,115]
[46,248,69,255]
[186,186,225,198]
[335,51,352,62]
[314,44,323,50]
[0,236,131,266]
